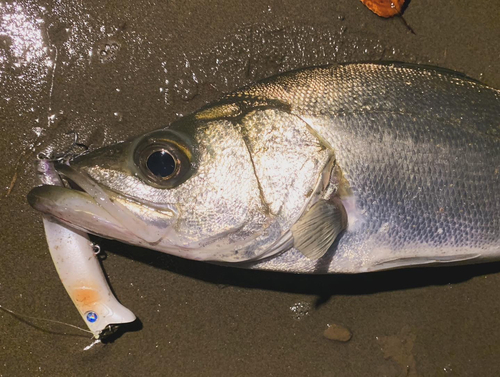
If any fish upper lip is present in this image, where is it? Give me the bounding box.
[52,163,170,244]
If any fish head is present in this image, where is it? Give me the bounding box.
[29,106,332,262]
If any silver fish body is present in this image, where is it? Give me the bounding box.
[28,63,500,273]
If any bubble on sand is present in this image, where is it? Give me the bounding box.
[289,301,311,320]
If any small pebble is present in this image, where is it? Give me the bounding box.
[323,323,352,342]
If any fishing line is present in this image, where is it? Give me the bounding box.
[0,304,93,338]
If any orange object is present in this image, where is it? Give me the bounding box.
[360,0,405,18]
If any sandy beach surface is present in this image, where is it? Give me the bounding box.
[1,1,499,376]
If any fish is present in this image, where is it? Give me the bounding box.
[28,62,500,274]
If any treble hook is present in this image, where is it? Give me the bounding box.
[36,131,90,163]
[67,130,89,151]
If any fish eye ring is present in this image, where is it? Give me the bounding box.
[134,140,191,189]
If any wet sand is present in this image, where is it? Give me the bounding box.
[1,1,500,376]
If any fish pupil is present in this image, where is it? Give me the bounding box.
[147,150,176,178]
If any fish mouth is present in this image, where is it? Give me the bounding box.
[28,163,175,245]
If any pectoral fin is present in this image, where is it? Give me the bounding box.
[291,199,347,260]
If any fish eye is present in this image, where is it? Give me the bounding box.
[134,135,192,189]
[146,150,176,178]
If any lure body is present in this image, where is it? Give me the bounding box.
[36,160,135,337]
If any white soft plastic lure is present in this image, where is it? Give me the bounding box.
[36,159,136,338]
